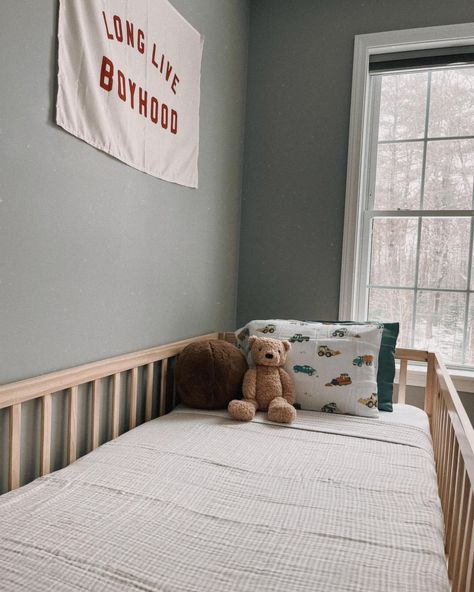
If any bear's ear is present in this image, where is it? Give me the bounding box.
[248,336,257,348]
[282,340,291,352]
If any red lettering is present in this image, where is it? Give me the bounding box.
[128,80,137,109]
[171,74,180,95]
[161,104,169,129]
[102,12,114,40]
[99,56,114,91]
[113,15,123,42]
[151,43,159,68]
[137,29,145,54]
[165,62,172,82]
[159,54,165,73]
[126,21,134,47]
[118,70,126,101]
[171,110,178,135]
[150,98,159,123]
[139,88,148,117]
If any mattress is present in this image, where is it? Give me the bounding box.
[0,406,448,592]
[380,403,431,433]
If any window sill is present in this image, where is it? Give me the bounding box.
[395,363,474,394]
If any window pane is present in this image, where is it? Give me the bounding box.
[418,217,471,290]
[378,72,428,141]
[369,218,418,287]
[368,287,414,347]
[373,142,423,210]
[465,296,474,366]
[429,68,474,138]
[414,291,465,363]
[424,139,474,210]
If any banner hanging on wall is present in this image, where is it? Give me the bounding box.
[57,0,203,188]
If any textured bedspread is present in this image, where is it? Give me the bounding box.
[0,409,449,592]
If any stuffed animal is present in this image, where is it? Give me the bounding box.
[228,336,296,424]
[175,340,248,410]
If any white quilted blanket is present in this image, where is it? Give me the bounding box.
[0,409,449,591]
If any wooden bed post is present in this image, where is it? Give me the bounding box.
[425,352,436,420]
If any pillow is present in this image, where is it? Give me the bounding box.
[307,320,399,412]
[236,320,383,418]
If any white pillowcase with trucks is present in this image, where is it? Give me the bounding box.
[236,320,383,418]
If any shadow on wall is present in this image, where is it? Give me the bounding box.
[48,1,59,126]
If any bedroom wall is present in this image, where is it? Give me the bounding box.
[0,0,249,492]
[237,0,474,325]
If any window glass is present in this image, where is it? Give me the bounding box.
[363,66,474,367]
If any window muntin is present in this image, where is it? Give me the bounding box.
[361,66,474,367]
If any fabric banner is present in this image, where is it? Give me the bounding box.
[57,0,203,188]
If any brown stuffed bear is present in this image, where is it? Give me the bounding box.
[228,336,296,424]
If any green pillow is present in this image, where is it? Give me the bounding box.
[306,321,399,412]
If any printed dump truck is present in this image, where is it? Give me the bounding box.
[352,355,374,367]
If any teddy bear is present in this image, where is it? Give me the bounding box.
[228,336,296,424]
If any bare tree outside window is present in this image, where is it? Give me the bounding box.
[365,66,474,367]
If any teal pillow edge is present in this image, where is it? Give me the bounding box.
[305,320,399,412]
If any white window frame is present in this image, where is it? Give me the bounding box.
[340,22,474,391]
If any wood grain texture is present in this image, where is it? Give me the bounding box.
[145,363,154,422]
[91,381,100,450]
[129,368,138,430]
[111,373,121,439]
[159,359,168,417]
[68,386,78,464]
[397,359,407,404]
[40,394,52,476]
[8,404,21,491]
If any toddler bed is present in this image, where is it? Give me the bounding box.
[0,332,473,591]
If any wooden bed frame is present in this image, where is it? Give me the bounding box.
[0,333,473,591]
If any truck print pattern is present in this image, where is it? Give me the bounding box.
[358,393,378,408]
[235,320,382,417]
[237,328,250,341]
[289,333,310,343]
[293,364,317,376]
[256,324,276,334]
[352,355,374,367]
[325,373,352,387]
[321,402,338,413]
[318,345,340,357]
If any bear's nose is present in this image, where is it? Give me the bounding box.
[265,353,274,359]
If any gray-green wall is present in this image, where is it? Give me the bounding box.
[0,0,249,492]
[0,0,249,385]
[237,0,474,326]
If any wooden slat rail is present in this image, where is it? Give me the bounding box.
[430,352,474,591]
[1,333,219,490]
[0,333,219,410]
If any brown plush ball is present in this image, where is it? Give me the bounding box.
[175,340,248,409]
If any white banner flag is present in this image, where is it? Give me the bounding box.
[57,0,203,188]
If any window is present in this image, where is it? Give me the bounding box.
[341,25,474,369]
